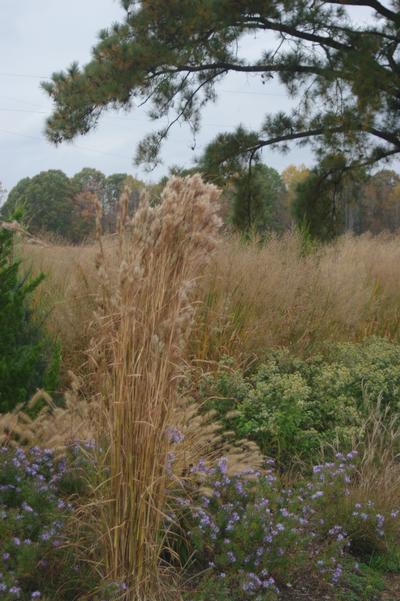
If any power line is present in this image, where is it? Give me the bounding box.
[0,127,130,160]
[0,71,288,97]
[0,106,239,129]
[0,107,47,114]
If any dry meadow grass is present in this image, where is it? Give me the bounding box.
[23,229,400,371]
[192,231,400,361]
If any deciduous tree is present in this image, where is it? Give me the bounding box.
[1,171,75,239]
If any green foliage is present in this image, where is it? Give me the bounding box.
[42,1,400,176]
[195,130,287,232]
[1,170,75,240]
[231,164,286,233]
[196,127,261,187]
[1,178,31,218]
[292,158,367,241]
[0,218,59,413]
[201,338,400,464]
[2,170,146,242]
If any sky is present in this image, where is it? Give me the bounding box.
[0,0,395,194]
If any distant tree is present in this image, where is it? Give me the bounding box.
[71,168,107,240]
[104,173,144,231]
[72,167,107,203]
[231,164,286,233]
[2,171,75,239]
[281,165,311,226]
[194,131,286,232]
[1,178,31,217]
[292,157,366,241]
[359,170,400,233]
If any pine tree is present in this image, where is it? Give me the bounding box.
[42,0,399,175]
[0,217,59,412]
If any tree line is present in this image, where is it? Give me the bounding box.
[1,158,400,242]
[0,169,145,242]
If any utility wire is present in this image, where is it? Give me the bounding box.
[0,71,288,97]
[0,106,254,129]
[0,127,130,160]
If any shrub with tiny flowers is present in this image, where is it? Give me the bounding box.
[200,339,400,466]
[180,451,400,600]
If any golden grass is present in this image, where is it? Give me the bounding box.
[354,396,400,510]
[19,241,98,379]
[0,375,94,452]
[86,175,222,600]
[191,231,400,361]
[25,229,400,371]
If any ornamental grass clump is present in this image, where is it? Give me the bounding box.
[88,175,221,599]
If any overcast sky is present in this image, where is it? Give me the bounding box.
[1,0,394,194]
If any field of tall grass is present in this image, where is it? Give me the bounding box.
[2,176,400,601]
[23,227,400,371]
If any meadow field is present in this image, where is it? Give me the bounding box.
[2,177,400,600]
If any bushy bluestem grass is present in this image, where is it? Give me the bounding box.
[87,176,222,599]
[199,338,400,465]
[179,452,400,600]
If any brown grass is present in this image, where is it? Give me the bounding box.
[86,175,222,600]
[23,223,400,370]
[19,241,98,379]
[0,374,94,452]
[191,231,400,361]
[354,396,400,510]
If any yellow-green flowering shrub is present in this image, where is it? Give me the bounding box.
[201,338,400,464]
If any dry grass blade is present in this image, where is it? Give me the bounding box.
[354,394,400,508]
[191,231,400,360]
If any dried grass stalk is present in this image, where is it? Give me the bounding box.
[89,175,221,599]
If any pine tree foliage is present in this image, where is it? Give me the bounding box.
[0,217,59,412]
[42,0,400,171]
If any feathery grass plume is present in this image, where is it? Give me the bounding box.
[170,399,263,480]
[0,218,50,247]
[0,373,94,453]
[89,175,221,599]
